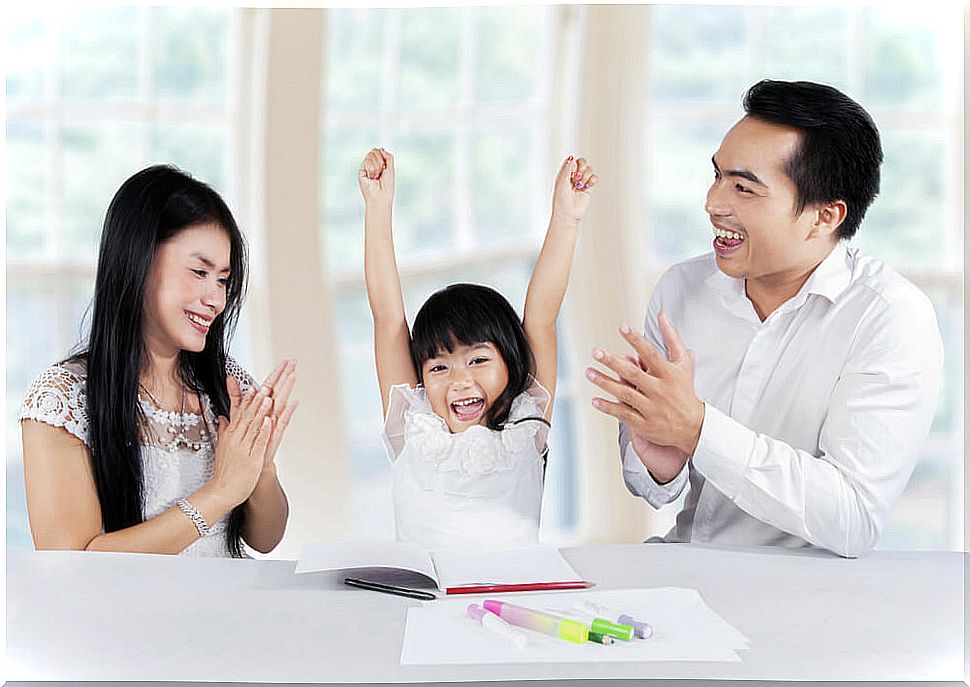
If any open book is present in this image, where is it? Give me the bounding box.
[296,541,587,594]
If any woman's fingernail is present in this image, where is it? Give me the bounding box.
[620,324,631,334]
[585,368,597,381]
[592,348,604,360]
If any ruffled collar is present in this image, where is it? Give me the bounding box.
[403,383,548,477]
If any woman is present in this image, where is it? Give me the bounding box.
[20,165,296,556]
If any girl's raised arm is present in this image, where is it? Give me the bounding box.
[359,148,419,414]
[523,156,597,419]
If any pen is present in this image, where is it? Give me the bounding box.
[550,609,634,641]
[467,604,528,649]
[483,599,588,643]
[343,577,437,601]
[574,600,652,639]
[587,630,616,645]
[446,581,594,595]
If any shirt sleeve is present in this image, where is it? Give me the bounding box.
[19,364,90,445]
[225,356,257,394]
[691,291,943,558]
[620,420,689,506]
[617,271,690,506]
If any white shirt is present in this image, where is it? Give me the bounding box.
[384,381,550,551]
[621,244,942,557]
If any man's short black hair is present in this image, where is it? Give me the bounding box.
[743,79,883,240]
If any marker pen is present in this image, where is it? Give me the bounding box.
[483,600,589,643]
[561,610,634,641]
[574,600,652,639]
[466,604,528,649]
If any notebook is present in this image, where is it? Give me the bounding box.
[296,541,585,593]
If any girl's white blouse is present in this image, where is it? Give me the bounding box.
[19,359,256,557]
[383,379,551,551]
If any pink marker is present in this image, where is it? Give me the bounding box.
[483,599,589,643]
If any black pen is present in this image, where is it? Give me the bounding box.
[343,577,437,601]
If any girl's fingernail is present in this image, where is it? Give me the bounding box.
[593,348,604,360]
[620,324,631,334]
[586,368,597,381]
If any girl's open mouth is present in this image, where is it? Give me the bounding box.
[451,397,485,422]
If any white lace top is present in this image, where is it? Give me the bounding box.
[18,358,256,557]
[383,379,551,552]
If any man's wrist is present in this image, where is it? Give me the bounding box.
[679,400,706,456]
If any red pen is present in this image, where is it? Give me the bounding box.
[445,581,594,595]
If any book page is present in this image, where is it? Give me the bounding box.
[430,546,582,590]
[296,541,439,585]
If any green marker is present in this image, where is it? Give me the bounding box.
[566,611,635,641]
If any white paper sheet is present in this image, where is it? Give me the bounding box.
[400,587,749,665]
[430,546,583,590]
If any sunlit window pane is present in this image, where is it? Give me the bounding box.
[397,9,462,110]
[855,128,950,271]
[152,7,231,106]
[758,7,849,87]
[470,127,536,244]
[393,129,457,257]
[325,9,385,113]
[150,122,228,193]
[60,7,140,103]
[321,123,381,273]
[474,7,544,104]
[861,7,953,110]
[60,123,144,261]
[5,10,45,103]
[6,122,47,260]
[649,5,748,103]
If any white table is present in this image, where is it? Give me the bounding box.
[6,543,964,683]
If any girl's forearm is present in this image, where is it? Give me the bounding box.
[242,466,289,553]
[364,204,407,327]
[524,214,582,328]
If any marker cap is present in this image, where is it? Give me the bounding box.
[618,614,652,639]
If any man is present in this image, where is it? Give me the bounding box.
[587,80,942,557]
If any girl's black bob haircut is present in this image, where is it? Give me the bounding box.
[410,283,534,430]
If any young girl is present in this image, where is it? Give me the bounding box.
[358,148,597,550]
[20,165,297,556]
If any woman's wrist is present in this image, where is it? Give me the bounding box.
[192,481,237,517]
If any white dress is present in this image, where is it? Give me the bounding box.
[18,358,256,557]
[383,379,551,551]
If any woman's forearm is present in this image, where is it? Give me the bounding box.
[241,466,289,553]
[82,485,235,554]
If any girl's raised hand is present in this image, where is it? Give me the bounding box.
[358,147,394,207]
[552,155,598,226]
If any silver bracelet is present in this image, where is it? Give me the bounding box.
[175,498,211,538]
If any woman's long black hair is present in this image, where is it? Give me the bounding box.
[67,164,249,556]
